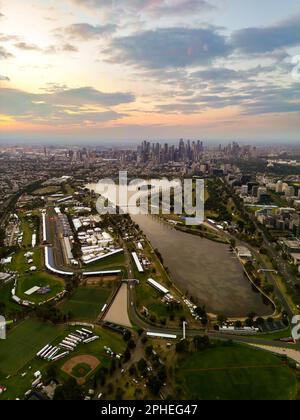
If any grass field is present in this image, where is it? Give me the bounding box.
[72,363,92,378]
[0,321,125,400]
[32,186,61,196]
[16,272,65,304]
[9,247,42,274]
[0,283,24,316]
[59,286,113,321]
[0,319,64,376]
[177,343,297,400]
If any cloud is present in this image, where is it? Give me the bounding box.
[0,45,13,59]
[50,86,135,106]
[231,15,300,53]
[192,67,245,83]
[61,43,79,52]
[13,41,78,54]
[57,23,117,40]
[69,0,214,17]
[0,86,135,125]
[191,65,276,84]
[0,74,9,81]
[145,0,215,17]
[105,27,231,69]
[0,33,19,42]
[241,84,300,115]
[14,42,42,51]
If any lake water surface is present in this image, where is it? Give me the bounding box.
[87,182,272,317]
[132,215,272,317]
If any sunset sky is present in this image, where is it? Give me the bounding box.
[0,0,300,144]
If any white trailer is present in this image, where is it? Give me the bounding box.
[36,344,50,358]
[42,346,54,359]
[51,351,69,362]
[64,337,78,345]
[60,344,74,351]
[39,345,53,358]
[69,334,82,343]
[83,336,99,344]
[48,348,60,361]
[81,328,93,335]
[46,347,59,361]
[76,329,88,337]
[61,340,76,348]
[66,336,79,343]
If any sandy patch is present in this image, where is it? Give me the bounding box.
[104,283,132,328]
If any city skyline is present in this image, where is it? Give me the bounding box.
[1,0,300,143]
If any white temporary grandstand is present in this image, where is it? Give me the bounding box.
[147,278,169,295]
[42,212,47,242]
[132,252,144,273]
[146,332,177,339]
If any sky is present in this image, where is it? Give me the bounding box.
[0,0,300,145]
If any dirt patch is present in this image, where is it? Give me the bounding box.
[61,355,100,385]
[104,283,132,328]
[86,276,118,285]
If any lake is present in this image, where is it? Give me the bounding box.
[132,215,272,317]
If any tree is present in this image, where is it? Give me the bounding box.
[44,365,58,383]
[245,318,254,327]
[175,339,189,353]
[123,330,132,342]
[123,348,131,362]
[137,328,144,337]
[263,284,274,295]
[127,339,136,350]
[54,378,84,400]
[217,315,228,325]
[145,345,154,358]
[193,335,210,351]
[148,376,162,396]
[195,306,208,325]
[137,358,148,376]
[110,359,117,374]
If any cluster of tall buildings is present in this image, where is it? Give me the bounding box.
[256,207,300,237]
[137,139,204,164]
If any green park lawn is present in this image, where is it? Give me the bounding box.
[16,272,65,304]
[0,322,125,400]
[177,343,297,400]
[9,247,42,274]
[59,286,112,321]
[0,282,24,316]
[0,318,64,377]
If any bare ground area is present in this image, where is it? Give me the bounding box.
[85,276,119,285]
[104,283,132,328]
